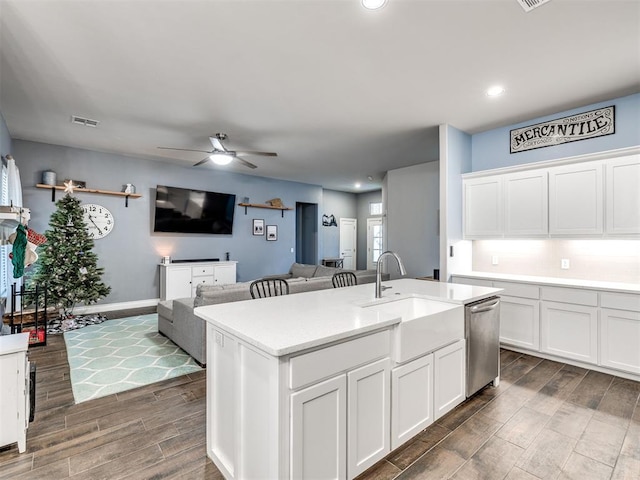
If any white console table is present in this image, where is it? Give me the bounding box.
[0,333,30,453]
[159,261,237,301]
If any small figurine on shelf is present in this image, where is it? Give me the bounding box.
[123,183,136,194]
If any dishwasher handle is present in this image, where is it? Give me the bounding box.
[469,298,500,314]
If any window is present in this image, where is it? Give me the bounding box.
[0,163,8,300]
[369,202,383,215]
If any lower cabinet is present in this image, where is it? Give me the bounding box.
[347,358,391,478]
[0,333,30,453]
[600,308,640,375]
[541,301,598,364]
[291,375,347,480]
[391,353,433,449]
[291,358,391,480]
[434,339,466,420]
[499,295,540,350]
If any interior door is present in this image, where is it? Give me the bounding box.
[366,218,383,270]
[339,218,357,270]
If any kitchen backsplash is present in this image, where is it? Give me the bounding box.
[473,239,640,284]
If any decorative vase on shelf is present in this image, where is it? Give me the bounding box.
[123,184,136,194]
[42,170,57,186]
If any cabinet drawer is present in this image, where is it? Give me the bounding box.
[600,292,640,312]
[192,265,215,276]
[493,281,539,299]
[541,286,598,306]
[290,330,390,390]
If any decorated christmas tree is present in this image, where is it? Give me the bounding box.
[28,194,111,317]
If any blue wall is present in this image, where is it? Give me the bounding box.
[472,93,640,172]
[14,139,324,304]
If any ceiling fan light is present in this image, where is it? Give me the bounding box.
[210,153,233,165]
[362,0,387,9]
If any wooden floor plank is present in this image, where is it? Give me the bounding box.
[3,319,639,480]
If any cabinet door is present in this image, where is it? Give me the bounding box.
[347,358,390,479]
[504,170,548,236]
[434,339,466,420]
[214,264,237,285]
[160,266,192,300]
[500,295,540,350]
[600,308,640,374]
[605,154,640,235]
[291,375,347,480]
[391,354,433,449]
[549,162,603,235]
[463,176,503,238]
[541,301,598,364]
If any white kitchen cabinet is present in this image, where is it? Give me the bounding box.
[600,291,640,375]
[291,375,347,480]
[463,176,503,238]
[0,333,30,453]
[499,296,540,351]
[605,154,640,235]
[347,358,390,478]
[493,281,540,351]
[433,339,466,420]
[159,261,237,300]
[503,170,548,236]
[549,161,603,235]
[540,287,598,364]
[391,353,433,449]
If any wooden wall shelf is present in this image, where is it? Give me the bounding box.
[36,184,142,207]
[238,203,293,217]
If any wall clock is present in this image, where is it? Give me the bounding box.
[81,203,114,239]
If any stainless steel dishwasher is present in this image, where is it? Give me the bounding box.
[465,296,500,397]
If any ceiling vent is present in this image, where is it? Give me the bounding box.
[71,115,100,127]
[516,0,552,12]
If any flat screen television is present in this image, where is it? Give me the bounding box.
[154,185,236,234]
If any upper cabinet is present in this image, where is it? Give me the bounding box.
[549,162,603,235]
[605,155,640,235]
[463,177,502,238]
[504,170,548,237]
[463,150,640,239]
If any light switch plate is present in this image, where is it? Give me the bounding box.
[492,255,499,266]
[561,258,570,269]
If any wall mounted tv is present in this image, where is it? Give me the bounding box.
[154,185,236,235]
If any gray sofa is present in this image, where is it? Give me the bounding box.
[158,263,380,365]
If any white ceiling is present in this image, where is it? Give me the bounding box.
[1,0,638,192]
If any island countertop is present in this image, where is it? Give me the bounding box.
[194,278,501,357]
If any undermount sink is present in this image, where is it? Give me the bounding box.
[364,296,464,364]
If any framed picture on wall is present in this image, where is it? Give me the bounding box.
[266,225,278,241]
[253,219,265,236]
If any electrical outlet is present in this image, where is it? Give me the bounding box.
[492,255,499,266]
[561,258,570,269]
[290,247,294,253]
[215,331,224,347]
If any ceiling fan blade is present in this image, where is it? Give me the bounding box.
[234,150,278,157]
[158,146,212,154]
[210,137,227,151]
[234,157,258,169]
[193,157,211,167]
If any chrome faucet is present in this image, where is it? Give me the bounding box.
[375,251,407,298]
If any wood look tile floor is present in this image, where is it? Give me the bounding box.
[1,315,639,479]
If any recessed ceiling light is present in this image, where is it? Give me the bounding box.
[362,0,387,10]
[486,86,505,97]
[354,182,362,188]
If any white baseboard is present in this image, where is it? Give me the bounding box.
[72,298,159,315]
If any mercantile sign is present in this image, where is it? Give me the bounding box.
[510,106,615,153]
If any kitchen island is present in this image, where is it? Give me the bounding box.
[195,278,501,480]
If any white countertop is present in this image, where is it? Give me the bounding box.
[195,278,501,357]
[452,271,640,294]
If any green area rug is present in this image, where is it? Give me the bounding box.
[64,314,202,403]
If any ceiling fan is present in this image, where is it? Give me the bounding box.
[158,133,277,169]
